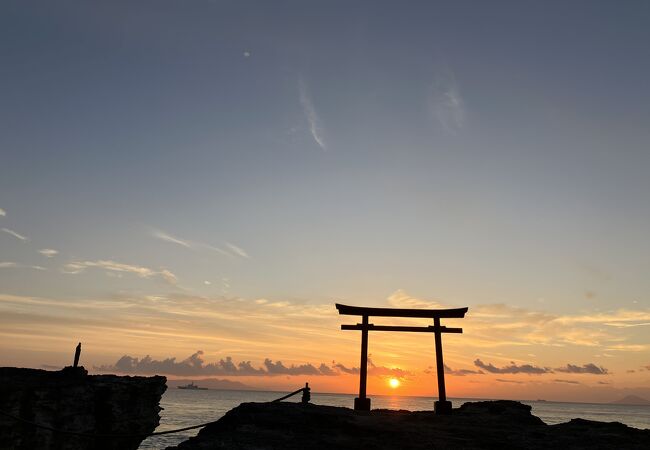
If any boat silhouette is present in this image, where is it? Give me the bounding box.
[177,381,208,390]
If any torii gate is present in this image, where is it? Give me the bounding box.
[336,303,468,414]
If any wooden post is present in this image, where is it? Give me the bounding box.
[73,342,81,368]
[354,315,371,411]
[301,382,311,403]
[433,318,451,414]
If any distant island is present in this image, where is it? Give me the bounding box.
[167,378,252,390]
[610,395,650,406]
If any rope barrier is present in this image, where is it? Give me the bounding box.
[0,409,214,438]
[0,383,311,439]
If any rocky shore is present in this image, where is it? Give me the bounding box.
[166,400,650,450]
[0,367,166,450]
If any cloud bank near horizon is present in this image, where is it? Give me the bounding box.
[97,350,409,378]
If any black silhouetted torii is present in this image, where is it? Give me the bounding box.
[336,303,468,414]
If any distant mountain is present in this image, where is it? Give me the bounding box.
[610,395,650,406]
[167,378,253,390]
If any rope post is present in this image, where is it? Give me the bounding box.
[301,383,310,404]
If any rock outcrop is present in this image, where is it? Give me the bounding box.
[0,367,166,450]
[166,400,650,450]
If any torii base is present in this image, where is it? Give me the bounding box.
[354,397,371,411]
[434,400,452,415]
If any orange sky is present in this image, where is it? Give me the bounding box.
[1,290,648,403]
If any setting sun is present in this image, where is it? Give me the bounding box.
[389,378,400,389]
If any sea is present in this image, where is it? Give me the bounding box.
[139,389,650,449]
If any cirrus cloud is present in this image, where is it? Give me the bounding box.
[63,259,178,285]
[2,228,27,241]
[38,249,58,258]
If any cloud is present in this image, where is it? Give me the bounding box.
[332,361,359,374]
[122,354,413,379]
[98,351,343,377]
[152,230,192,248]
[394,288,650,350]
[387,289,446,309]
[151,228,248,258]
[225,242,249,259]
[496,379,524,384]
[443,364,484,376]
[38,249,58,258]
[2,228,27,241]
[205,244,231,256]
[263,359,324,376]
[298,77,327,150]
[473,359,608,376]
[555,363,608,375]
[0,262,46,270]
[367,358,413,378]
[554,379,580,384]
[160,269,178,285]
[63,260,178,285]
[99,351,262,376]
[428,68,465,133]
[474,359,551,375]
[0,208,5,216]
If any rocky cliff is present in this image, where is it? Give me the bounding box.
[0,367,166,450]
[166,400,650,450]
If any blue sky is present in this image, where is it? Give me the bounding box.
[1,1,649,398]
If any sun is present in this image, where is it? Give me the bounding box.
[388,378,400,389]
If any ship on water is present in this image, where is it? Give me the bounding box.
[177,381,208,390]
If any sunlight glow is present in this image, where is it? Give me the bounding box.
[389,378,400,389]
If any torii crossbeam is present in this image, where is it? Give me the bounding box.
[336,303,468,414]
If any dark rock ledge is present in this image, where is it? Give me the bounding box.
[166,400,650,450]
[0,367,166,450]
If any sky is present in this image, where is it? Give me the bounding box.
[1,0,649,402]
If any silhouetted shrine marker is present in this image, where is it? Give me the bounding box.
[336,303,468,414]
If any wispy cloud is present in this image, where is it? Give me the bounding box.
[298,77,327,150]
[225,242,249,259]
[390,290,650,351]
[0,208,5,217]
[63,259,178,285]
[387,289,446,309]
[2,228,27,241]
[0,261,46,270]
[159,269,178,285]
[38,249,58,258]
[151,228,248,259]
[152,230,192,248]
[205,244,231,256]
[428,67,465,133]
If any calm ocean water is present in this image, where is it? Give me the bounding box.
[139,389,650,449]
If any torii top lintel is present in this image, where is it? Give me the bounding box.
[335,303,468,319]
